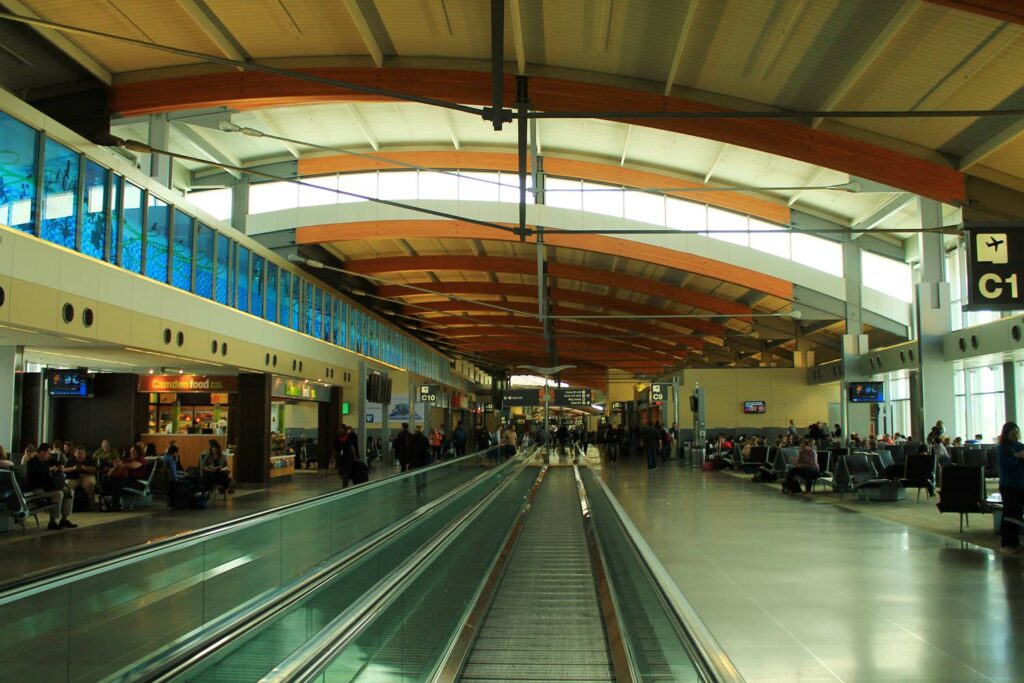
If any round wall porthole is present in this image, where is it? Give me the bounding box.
[292,360,297,371]
[265,353,271,366]
[958,338,966,352]
[176,331,185,347]
[970,334,979,350]
[62,302,75,324]
[163,328,172,345]
[299,361,303,372]
[908,349,915,362]
[273,354,278,367]
[221,343,228,356]
[82,308,94,328]
[212,340,219,354]
[899,351,905,363]
[1012,325,1022,343]
[0,285,6,307]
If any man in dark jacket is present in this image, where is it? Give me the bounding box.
[452,421,468,456]
[394,423,412,472]
[640,424,661,471]
[410,426,431,496]
[27,443,75,529]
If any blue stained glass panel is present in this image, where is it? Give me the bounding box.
[172,209,193,291]
[314,287,323,339]
[279,270,291,327]
[235,246,250,312]
[108,175,121,265]
[146,196,170,283]
[0,112,38,234]
[291,277,301,331]
[41,138,79,249]
[323,294,332,342]
[266,262,278,323]
[121,182,144,273]
[333,299,341,345]
[215,234,230,304]
[251,255,264,317]
[304,281,314,335]
[81,161,107,260]
[195,224,214,298]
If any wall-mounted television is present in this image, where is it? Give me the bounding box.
[849,381,884,403]
[743,400,766,414]
[48,370,93,397]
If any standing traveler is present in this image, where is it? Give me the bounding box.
[452,421,468,456]
[997,422,1024,554]
[394,423,412,472]
[640,423,660,471]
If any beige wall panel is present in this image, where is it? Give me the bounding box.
[57,252,99,299]
[8,278,58,331]
[11,236,60,286]
[91,301,131,344]
[56,292,98,340]
[130,311,166,350]
[0,229,15,274]
[682,369,837,430]
[0,274,10,323]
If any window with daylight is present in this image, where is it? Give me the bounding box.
[299,175,338,207]
[498,172,534,205]
[249,180,298,214]
[862,251,911,302]
[291,276,301,332]
[457,172,500,203]
[749,217,790,259]
[146,196,170,283]
[81,160,107,260]
[792,233,843,276]
[624,190,664,226]
[0,112,38,234]
[41,138,79,249]
[121,182,144,274]
[187,187,232,221]
[545,177,583,211]
[582,181,624,218]
[378,171,418,200]
[707,207,748,247]
[418,170,459,200]
[666,197,706,232]
[337,172,378,204]
[304,281,314,335]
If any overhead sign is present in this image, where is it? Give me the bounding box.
[965,222,1024,311]
[484,402,494,413]
[417,384,440,403]
[650,384,667,402]
[554,387,592,407]
[502,389,543,407]
[271,377,330,403]
[611,401,624,412]
[138,375,237,393]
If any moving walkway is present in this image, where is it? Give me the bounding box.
[0,448,742,682]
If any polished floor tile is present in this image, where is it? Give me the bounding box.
[599,457,1024,683]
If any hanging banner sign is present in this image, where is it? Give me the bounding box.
[964,222,1024,311]
[554,387,592,407]
[501,389,544,407]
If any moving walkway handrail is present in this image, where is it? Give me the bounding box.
[0,445,502,599]
[261,451,537,683]
[586,471,745,683]
[117,448,530,683]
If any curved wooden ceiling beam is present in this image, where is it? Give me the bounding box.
[378,281,725,335]
[109,67,965,203]
[335,251,764,313]
[400,300,725,338]
[297,151,789,225]
[411,315,704,351]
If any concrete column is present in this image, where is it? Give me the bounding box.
[147,114,172,188]
[231,175,250,232]
[357,360,367,452]
[0,346,23,452]
[911,198,955,439]
[236,373,271,485]
[840,238,870,439]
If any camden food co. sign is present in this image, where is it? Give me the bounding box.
[138,375,238,393]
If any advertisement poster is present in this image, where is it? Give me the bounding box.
[365,394,423,427]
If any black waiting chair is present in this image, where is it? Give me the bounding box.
[1,468,58,533]
[962,449,987,469]
[739,446,769,473]
[948,446,964,465]
[901,454,937,502]
[813,451,833,491]
[985,448,1000,479]
[936,465,989,532]
[835,453,876,498]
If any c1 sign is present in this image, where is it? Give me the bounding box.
[965,223,1024,311]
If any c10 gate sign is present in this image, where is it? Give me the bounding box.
[965,223,1024,311]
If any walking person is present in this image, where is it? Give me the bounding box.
[452,421,468,456]
[394,423,412,472]
[997,422,1024,555]
[640,423,660,471]
[410,425,431,496]
[336,425,359,487]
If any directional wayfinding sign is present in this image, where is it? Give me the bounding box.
[417,384,439,403]
[554,387,592,407]
[650,383,667,402]
[501,389,541,407]
[965,222,1024,311]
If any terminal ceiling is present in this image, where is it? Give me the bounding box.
[0,0,1020,383]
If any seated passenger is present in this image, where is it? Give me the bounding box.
[103,444,149,511]
[0,445,14,467]
[952,436,963,447]
[26,443,75,529]
[782,440,819,494]
[932,436,952,468]
[93,439,117,467]
[63,444,97,511]
[20,444,37,466]
[202,441,234,494]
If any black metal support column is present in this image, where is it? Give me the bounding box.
[485,0,512,131]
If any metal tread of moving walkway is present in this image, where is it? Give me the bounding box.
[458,467,615,682]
